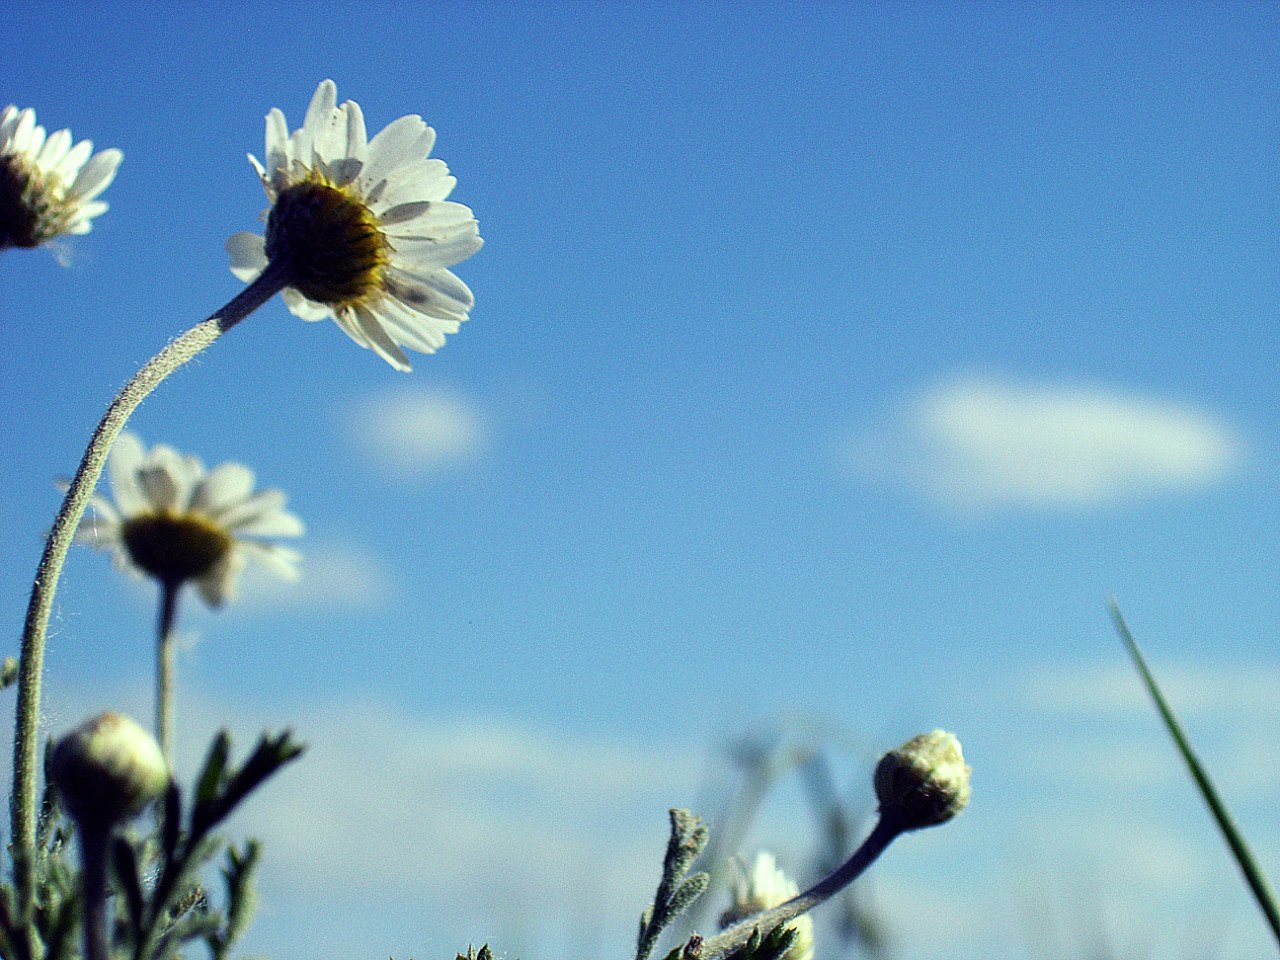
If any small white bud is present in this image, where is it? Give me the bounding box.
[50,712,169,829]
[874,729,971,831]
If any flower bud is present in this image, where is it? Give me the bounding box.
[873,729,970,831]
[720,852,814,960]
[50,712,168,830]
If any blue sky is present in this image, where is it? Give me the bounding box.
[3,2,1280,958]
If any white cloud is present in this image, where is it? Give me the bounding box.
[843,375,1244,512]
[351,387,489,478]
[1023,659,1280,718]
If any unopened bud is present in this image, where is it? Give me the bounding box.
[50,712,168,830]
[874,729,970,831]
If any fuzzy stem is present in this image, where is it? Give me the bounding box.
[155,580,183,768]
[10,264,289,920]
[697,817,902,960]
[79,824,112,960]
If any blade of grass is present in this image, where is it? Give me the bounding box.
[1108,597,1280,947]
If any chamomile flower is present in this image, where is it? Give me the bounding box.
[721,852,815,960]
[226,79,482,371]
[0,104,122,251]
[76,434,303,607]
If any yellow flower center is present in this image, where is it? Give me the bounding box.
[264,175,388,308]
[120,512,234,585]
[0,156,72,249]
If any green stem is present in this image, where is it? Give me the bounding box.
[155,580,182,768]
[1110,598,1280,949]
[79,824,111,960]
[697,816,902,960]
[10,264,289,922]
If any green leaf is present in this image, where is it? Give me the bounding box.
[667,872,709,921]
[193,731,304,838]
[194,731,233,819]
[1111,598,1280,946]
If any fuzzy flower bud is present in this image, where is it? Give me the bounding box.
[720,852,814,960]
[50,712,169,830]
[873,729,970,831]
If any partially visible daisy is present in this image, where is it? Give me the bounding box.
[227,79,482,371]
[77,433,303,607]
[720,852,815,960]
[0,104,122,251]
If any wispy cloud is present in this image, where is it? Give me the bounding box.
[842,375,1244,513]
[1023,659,1280,718]
[351,387,489,478]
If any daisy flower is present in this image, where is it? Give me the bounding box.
[0,103,122,251]
[77,433,303,607]
[226,79,482,371]
[721,852,815,960]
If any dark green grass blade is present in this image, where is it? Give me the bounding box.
[1109,598,1280,947]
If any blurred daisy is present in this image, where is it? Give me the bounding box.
[721,852,815,960]
[0,103,122,251]
[227,79,482,371]
[77,433,303,607]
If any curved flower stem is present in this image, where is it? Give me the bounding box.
[155,580,183,768]
[10,263,290,920]
[696,816,903,960]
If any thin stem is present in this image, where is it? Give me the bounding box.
[697,817,902,960]
[79,824,111,960]
[10,264,289,920]
[155,580,182,768]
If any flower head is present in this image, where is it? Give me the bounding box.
[77,433,303,607]
[873,729,971,831]
[227,80,482,371]
[50,712,168,830]
[720,852,815,960]
[0,104,122,251]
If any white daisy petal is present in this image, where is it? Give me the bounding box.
[194,551,246,608]
[384,200,476,233]
[69,148,122,201]
[53,139,92,182]
[265,107,290,174]
[385,266,473,320]
[238,541,303,580]
[192,461,256,516]
[106,433,147,516]
[391,227,484,271]
[136,467,179,512]
[352,304,412,371]
[280,287,332,321]
[360,115,435,191]
[376,299,451,354]
[214,488,289,531]
[36,128,71,168]
[331,306,374,349]
[345,99,368,166]
[232,507,305,537]
[303,80,338,139]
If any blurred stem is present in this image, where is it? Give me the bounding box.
[698,816,902,960]
[156,580,183,767]
[1110,598,1280,948]
[79,824,111,960]
[10,263,290,922]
